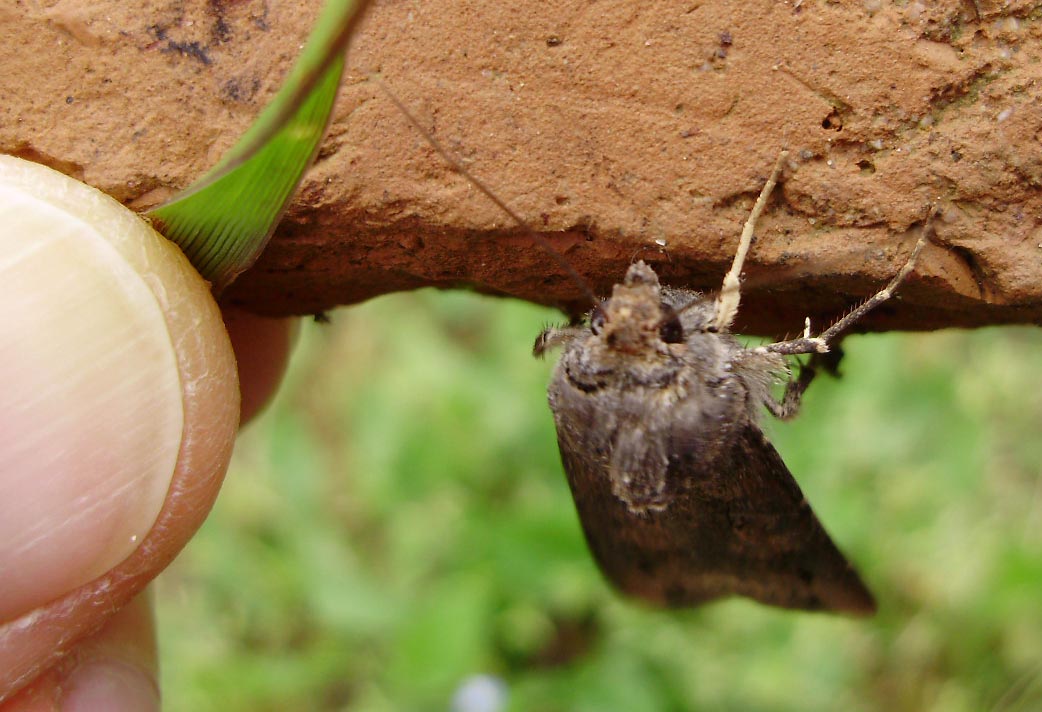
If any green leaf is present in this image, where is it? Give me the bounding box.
[148,0,370,292]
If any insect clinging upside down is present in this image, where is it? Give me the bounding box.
[529,152,928,615]
[383,85,929,615]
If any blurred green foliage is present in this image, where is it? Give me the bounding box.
[157,289,1042,711]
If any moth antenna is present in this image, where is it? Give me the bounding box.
[378,80,599,309]
[713,150,789,331]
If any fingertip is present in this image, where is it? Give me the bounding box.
[0,156,237,699]
[61,661,159,712]
[0,592,158,712]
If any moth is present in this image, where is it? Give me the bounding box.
[532,158,928,614]
[383,87,928,615]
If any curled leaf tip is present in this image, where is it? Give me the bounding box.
[148,0,370,293]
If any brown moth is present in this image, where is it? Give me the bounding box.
[531,156,927,614]
[383,87,928,615]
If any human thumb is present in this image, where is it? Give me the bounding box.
[0,156,239,699]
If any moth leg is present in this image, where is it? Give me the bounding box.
[765,361,816,421]
[813,223,931,346]
[758,220,932,358]
[713,150,789,332]
[754,335,828,357]
[765,349,845,421]
[533,325,587,357]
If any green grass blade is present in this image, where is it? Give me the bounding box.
[150,61,342,290]
[148,0,370,292]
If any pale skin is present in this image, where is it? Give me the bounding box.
[0,307,296,711]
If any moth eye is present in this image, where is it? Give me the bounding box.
[590,305,606,335]
[659,314,684,343]
[658,303,684,343]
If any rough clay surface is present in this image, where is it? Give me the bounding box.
[3,0,1041,333]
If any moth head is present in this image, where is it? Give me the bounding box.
[594,261,673,354]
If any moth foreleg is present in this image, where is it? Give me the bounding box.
[754,335,828,357]
[813,222,931,346]
[764,350,844,421]
[765,363,816,421]
[758,219,932,359]
[533,325,587,357]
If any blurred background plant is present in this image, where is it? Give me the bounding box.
[156,289,1042,712]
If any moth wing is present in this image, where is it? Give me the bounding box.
[608,424,670,510]
[560,423,876,615]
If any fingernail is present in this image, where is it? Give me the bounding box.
[62,660,160,712]
[0,185,184,621]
